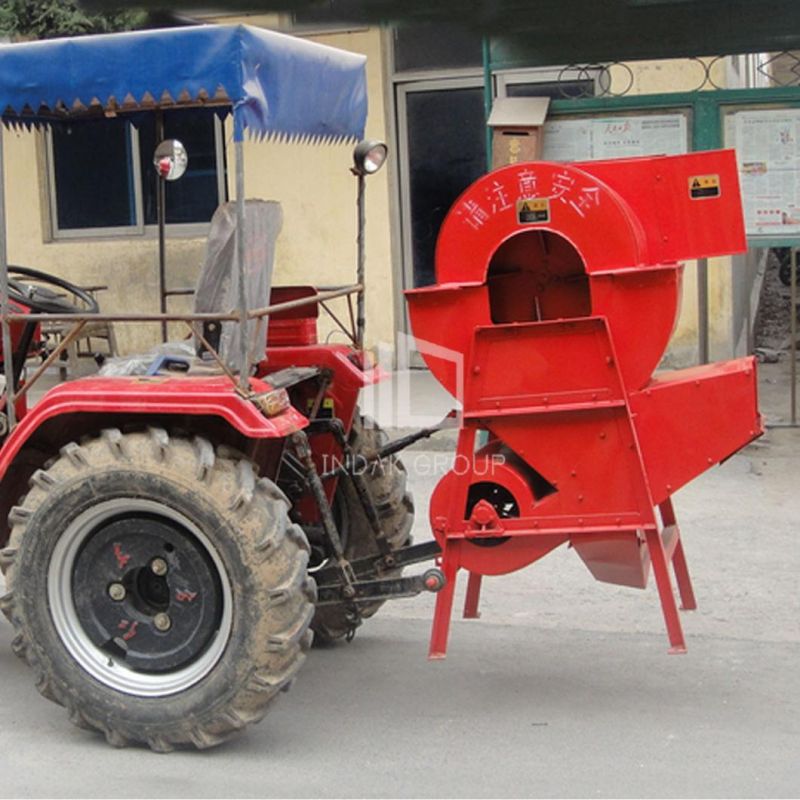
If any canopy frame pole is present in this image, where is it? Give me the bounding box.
[234,131,250,392]
[0,128,16,430]
[156,110,168,342]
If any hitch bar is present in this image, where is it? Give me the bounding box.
[316,567,446,606]
[314,540,442,586]
[318,412,458,482]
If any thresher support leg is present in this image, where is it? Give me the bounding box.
[671,540,697,611]
[463,572,482,619]
[658,499,697,611]
[645,527,687,654]
[429,546,460,660]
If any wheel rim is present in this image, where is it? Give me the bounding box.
[48,498,233,697]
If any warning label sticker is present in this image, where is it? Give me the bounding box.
[689,174,721,199]
[307,396,335,419]
[517,197,550,224]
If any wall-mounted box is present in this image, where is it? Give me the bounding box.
[488,97,550,168]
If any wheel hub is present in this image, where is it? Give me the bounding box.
[71,514,223,673]
[48,498,233,697]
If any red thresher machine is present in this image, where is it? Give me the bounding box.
[407,149,762,657]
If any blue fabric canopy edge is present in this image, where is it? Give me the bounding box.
[0,24,368,144]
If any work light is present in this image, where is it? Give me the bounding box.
[352,139,388,176]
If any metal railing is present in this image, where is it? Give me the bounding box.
[550,51,800,99]
[1,283,362,430]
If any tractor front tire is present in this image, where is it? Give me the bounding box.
[0,429,315,751]
[311,414,414,643]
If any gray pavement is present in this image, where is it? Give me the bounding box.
[0,367,798,797]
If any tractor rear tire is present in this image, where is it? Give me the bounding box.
[311,413,414,643]
[0,428,315,751]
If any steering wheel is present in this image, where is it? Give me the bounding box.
[7,265,98,314]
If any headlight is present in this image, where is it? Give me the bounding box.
[253,388,291,418]
[352,139,388,176]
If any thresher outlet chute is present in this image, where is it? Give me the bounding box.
[406,150,762,658]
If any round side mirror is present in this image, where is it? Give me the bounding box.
[153,139,188,181]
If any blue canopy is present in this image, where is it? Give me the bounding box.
[0,24,367,143]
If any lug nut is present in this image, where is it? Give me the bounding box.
[150,558,168,576]
[108,583,126,602]
[153,612,172,632]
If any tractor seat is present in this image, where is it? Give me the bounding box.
[99,199,282,379]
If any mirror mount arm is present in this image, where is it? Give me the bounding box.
[153,136,189,342]
[156,118,167,341]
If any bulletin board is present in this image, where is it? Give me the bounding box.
[541,111,689,162]
[724,107,800,242]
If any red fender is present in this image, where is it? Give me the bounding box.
[0,375,307,482]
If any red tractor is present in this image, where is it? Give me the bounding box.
[0,25,443,752]
[0,25,761,752]
[0,259,426,752]
[0,173,440,752]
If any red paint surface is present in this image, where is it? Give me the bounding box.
[0,375,308,483]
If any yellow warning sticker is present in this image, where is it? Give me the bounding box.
[689,174,721,200]
[517,197,550,224]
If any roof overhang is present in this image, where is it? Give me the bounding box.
[87,1,800,66]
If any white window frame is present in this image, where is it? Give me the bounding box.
[45,114,227,241]
[394,75,485,306]
[494,67,601,99]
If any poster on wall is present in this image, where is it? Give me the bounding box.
[725,108,800,237]
[541,114,688,162]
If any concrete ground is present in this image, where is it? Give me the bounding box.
[0,365,797,797]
